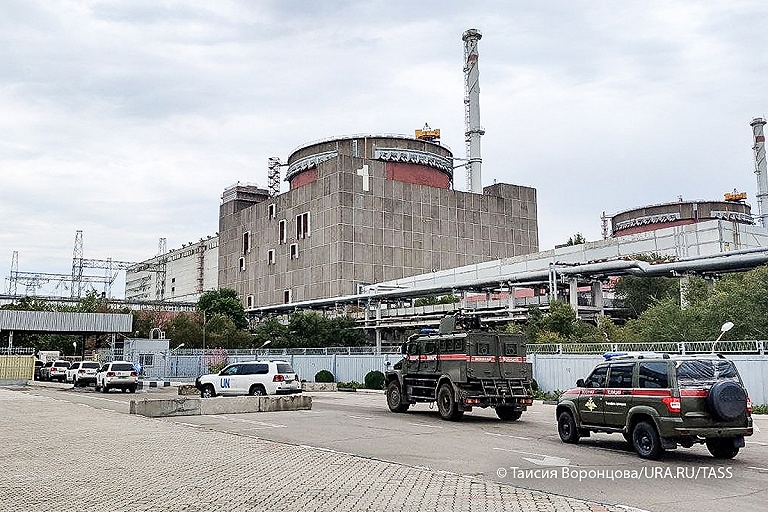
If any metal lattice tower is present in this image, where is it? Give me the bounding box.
[268,157,282,197]
[751,117,768,228]
[155,237,167,301]
[8,251,18,295]
[71,230,84,298]
[463,28,484,194]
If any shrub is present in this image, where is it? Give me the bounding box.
[208,362,227,374]
[752,404,768,415]
[314,369,335,383]
[337,381,362,389]
[364,370,386,390]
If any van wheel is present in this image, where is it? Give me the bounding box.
[386,381,410,412]
[706,438,740,459]
[496,406,522,421]
[558,411,580,444]
[436,383,463,421]
[249,385,266,396]
[632,421,663,460]
[201,384,215,398]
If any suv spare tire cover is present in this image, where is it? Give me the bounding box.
[707,381,747,421]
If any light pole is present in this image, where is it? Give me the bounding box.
[258,340,271,357]
[72,341,77,357]
[166,343,185,379]
[711,321,734,353]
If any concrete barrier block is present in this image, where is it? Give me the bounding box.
[260,394,312,412]
[302,382,337,392]
[130,398,201,417]
[178,384,199,396]
[199,396,261,415]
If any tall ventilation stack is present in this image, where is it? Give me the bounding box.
[751,117,768,228]
[462,29,484,194]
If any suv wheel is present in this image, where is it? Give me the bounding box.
[632,421,663,460]
[496,406,522,422]
[706,438,740,459]
[557,411,580,444]
[436,383,463,421]
[249,385,266,396]
[386,381,410,413]
[101,384,110,394]
[201,384,215,398]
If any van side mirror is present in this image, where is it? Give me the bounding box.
[576,378,585,388]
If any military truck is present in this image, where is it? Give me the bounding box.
[385,316,534,421]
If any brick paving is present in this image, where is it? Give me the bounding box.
[0,388,633,512]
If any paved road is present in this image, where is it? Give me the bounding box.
[7,384,768,511]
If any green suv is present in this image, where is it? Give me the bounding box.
[556,353,753,459]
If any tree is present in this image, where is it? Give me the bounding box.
[198,288,248,330]
[613,275,679,316]
[564,233,586,246]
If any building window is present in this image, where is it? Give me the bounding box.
[268,204,276,219]
[242,231,251,254]
[239,257,246,271]
[290,243,299,259]
[139,354,154,367]
[246,295,254,308]
[278,219,287,244]
[296,212,310,239]
[283,289,292,303]
[268,249,275,265]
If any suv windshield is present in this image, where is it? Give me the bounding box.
[676,360,739,387]
[111,363,135,372]
[82,362,101,369]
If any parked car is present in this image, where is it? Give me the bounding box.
[556,352,753,460]
[33,360,44,380]
[95,361,138,393]
[42,360,71,382]
[67,361,102,387]
[195,360,301,398]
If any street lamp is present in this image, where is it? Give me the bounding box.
[711,321,734,353]
[72,341,77,357]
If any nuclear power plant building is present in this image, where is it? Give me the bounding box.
[218,134,539,309]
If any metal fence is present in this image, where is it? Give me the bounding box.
[527,340,766,355]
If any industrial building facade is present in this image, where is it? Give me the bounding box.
[124,237,219,303]
[218,135,539,309]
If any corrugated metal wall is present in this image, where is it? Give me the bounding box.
[0,310,132,332]
[0,356,35,381]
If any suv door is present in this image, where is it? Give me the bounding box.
[578,365,608,426]
[218,364,241,395]
[604,363,634,427]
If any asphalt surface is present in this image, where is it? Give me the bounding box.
[1,383,640,512]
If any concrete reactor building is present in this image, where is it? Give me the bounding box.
[218,133,539,309]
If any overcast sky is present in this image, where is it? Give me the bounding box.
[2,1,767,297]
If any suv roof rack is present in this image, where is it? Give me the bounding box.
[603,351,670,360]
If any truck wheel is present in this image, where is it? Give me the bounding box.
[632,421,663,460]
[386,381,410,413]
[437,383,463,421]
[706,438,740,459]
[557,411,580,444]
[496,406,522,421]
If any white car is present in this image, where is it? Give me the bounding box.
[66,361,102,386]
[195,360,301,398]
[95,361,138,393]
[45,360,71,382]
